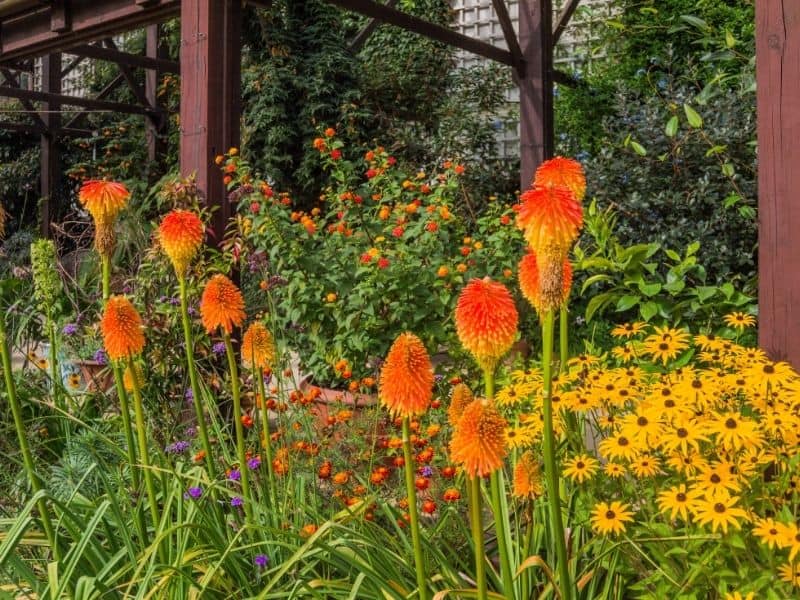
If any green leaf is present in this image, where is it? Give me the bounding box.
[631,141,647,156]
[615,295,640,312]
[683,103,703,128]
[686,241,700,256]
[640,301,659,321]
[680,15,709,30]
[638,282,662,297]
[664,249,681,262]
[665,116,678,138]
[725,30,736,48]
[721,162,735,177]
[585,292,614,322]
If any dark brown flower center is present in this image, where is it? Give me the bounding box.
[618,436,629,446]
[676,493,687,502]
[637,416,648,427]
[714,503,726,513]
[763,365,775,374]
[725,418,737,429]
[658,343,669,351]
[676,428,688,438]
[576,462,585,469]
[605,510,616,519]
[710,473,721,484]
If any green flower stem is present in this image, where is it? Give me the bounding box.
[224,332,254,527]
[101,254,111,301]
[110,364,139,490]
[177,275,216,478]
[484,368,514,600]
[559,305,569,374]
[46,319,67,438]
[402,416,428,600]
[255,366,276,511]
[0,316,60,560]
[126,355,161,541]
[542,310,572,600]
[468,475,487,600]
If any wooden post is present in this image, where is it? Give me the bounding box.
[179,0,242,245]
[756,1,800,366]
[145,24,167,176]
[40,53,61,238]
[518,0,554,190]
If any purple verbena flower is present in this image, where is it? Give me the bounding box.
[62,323,78,336]
[247,456,261,470]
[254,554,269,568]
[228,468,241,481]
[185,426,197,438]
[185,486,202,500]
[169,297,180,306]
[166,440,190,454]
[231,496,243,508]
[184,388,194,403]
[212,342,226,355]
[93,349,108,365]
[421,466,434,478]
[122,285,132,294]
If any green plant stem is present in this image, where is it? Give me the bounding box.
[101,254,111,301]
[177,275,216,478]
[468,475,487,600]
[0,316,60,560]
[46,319,68,440]
[224,332,254,527]
[110,364,139,490]
[559,305,569,374]
[255,367,276,511]
[542,310,572,600]
[484,368,513,600]
[126,355,161,541]
[401,416,428,600]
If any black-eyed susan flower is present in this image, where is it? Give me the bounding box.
[708,411,762,451]
[590,501,634,535]
[692,494,747,533]
[504,425,538,450]
[631,454,661,478]
[752,517,788,550]
[642,326,691,365]
[778,522,800,561]
[657,484,702,521]
[778,562,800,588]
[604,462,626,478]
[723,311,756,331]
[562,453,599,483]
[611,322,647,339]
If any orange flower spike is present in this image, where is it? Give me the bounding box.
[516,185,583,256]
[78,180,130,224]
[518,251,573,313]
[534,157,587,202]
[200,274,246,334]
[242,321,276,370]
[378,332,434,418]
[455,277,519,371]
[450,398,508,478]
[158,209,204,276]
[447,383,474,427]
[101,296,145,361]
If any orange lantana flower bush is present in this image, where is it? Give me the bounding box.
[0,152,794,599]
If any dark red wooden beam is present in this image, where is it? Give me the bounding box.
[63,72,126,129]
[180,0,242,245]
[349,0,399,52]
[0,0,179,62]
[519,0,554,189]
[69,41,178,73]
[0,84,158,116]
[0,67,47,129]
[0,121,91,136]
[552,0,580,45]
[491,0,524,74]
[327,0,517,67]
[756,0,800,367]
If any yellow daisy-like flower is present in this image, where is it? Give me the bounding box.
[495,381,535,407]
[693,463,741,497]
[611,322,648,339]
[778,562,800,588]
[590,501,634,535]
[692,494,748,533]
[504,425,538,450]
[745,361,798,392]
[778,522,800,561]
[562,453,599,483]
[611,343,636,364]
[707,411,762,451]
[604,462,626,478]
[642,326,691,365]
[724,592,755,600]
[657,484,702,521]
[722,312,756,331]
[752,517,788,550]
[598,433,642,462]
[631,454,661,478]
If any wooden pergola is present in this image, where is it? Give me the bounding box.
[0,0,796,366]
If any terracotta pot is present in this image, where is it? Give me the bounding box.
[75,360,114,392]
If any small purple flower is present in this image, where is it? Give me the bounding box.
[169,297,180,306]
[263,372,272,385]
[185,486,203,500]
[434,374,444,382]
[187,307,198,316]
[254,554,269,568]
[185,426,197,438]
[212,342,226,355]
[167,440,190,454]
[122,285,132,294]
[184,388,194,403]
[93,349,108,365]
[421,466,434,478]
[231,496,243,507]
[228,468,241,481]
[158,295,169,303]
[247,456,261,470]
[62,323,78,336]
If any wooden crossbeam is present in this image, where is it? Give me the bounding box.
[327,0,516,67]
[69,42,178,73]
[0,67,47,129]
[60,53,85,77]
[553,0,581,45]
[63,72,126,129]
[0,120,92,137]
[0,84,157,116]
[491,0,524,74]
[102,38,152,108]
[349,0,399,52]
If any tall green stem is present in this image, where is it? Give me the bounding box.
[559,305,569,374]
[126,355,161,539]
[468,475,487,600]
[256,367,276,510]
[224,332,254,526]
[178,276,216,477]
[401,416,428,600]
[542,310,572,600]
[101,254,111,301]
[0,317,59,560]
[111,366,139,490]
[484,368,513,600]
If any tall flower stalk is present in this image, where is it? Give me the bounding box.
[0,315,59,560]
[159,209,216,477]
[200,274,249,523]
[378,332,434,600]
